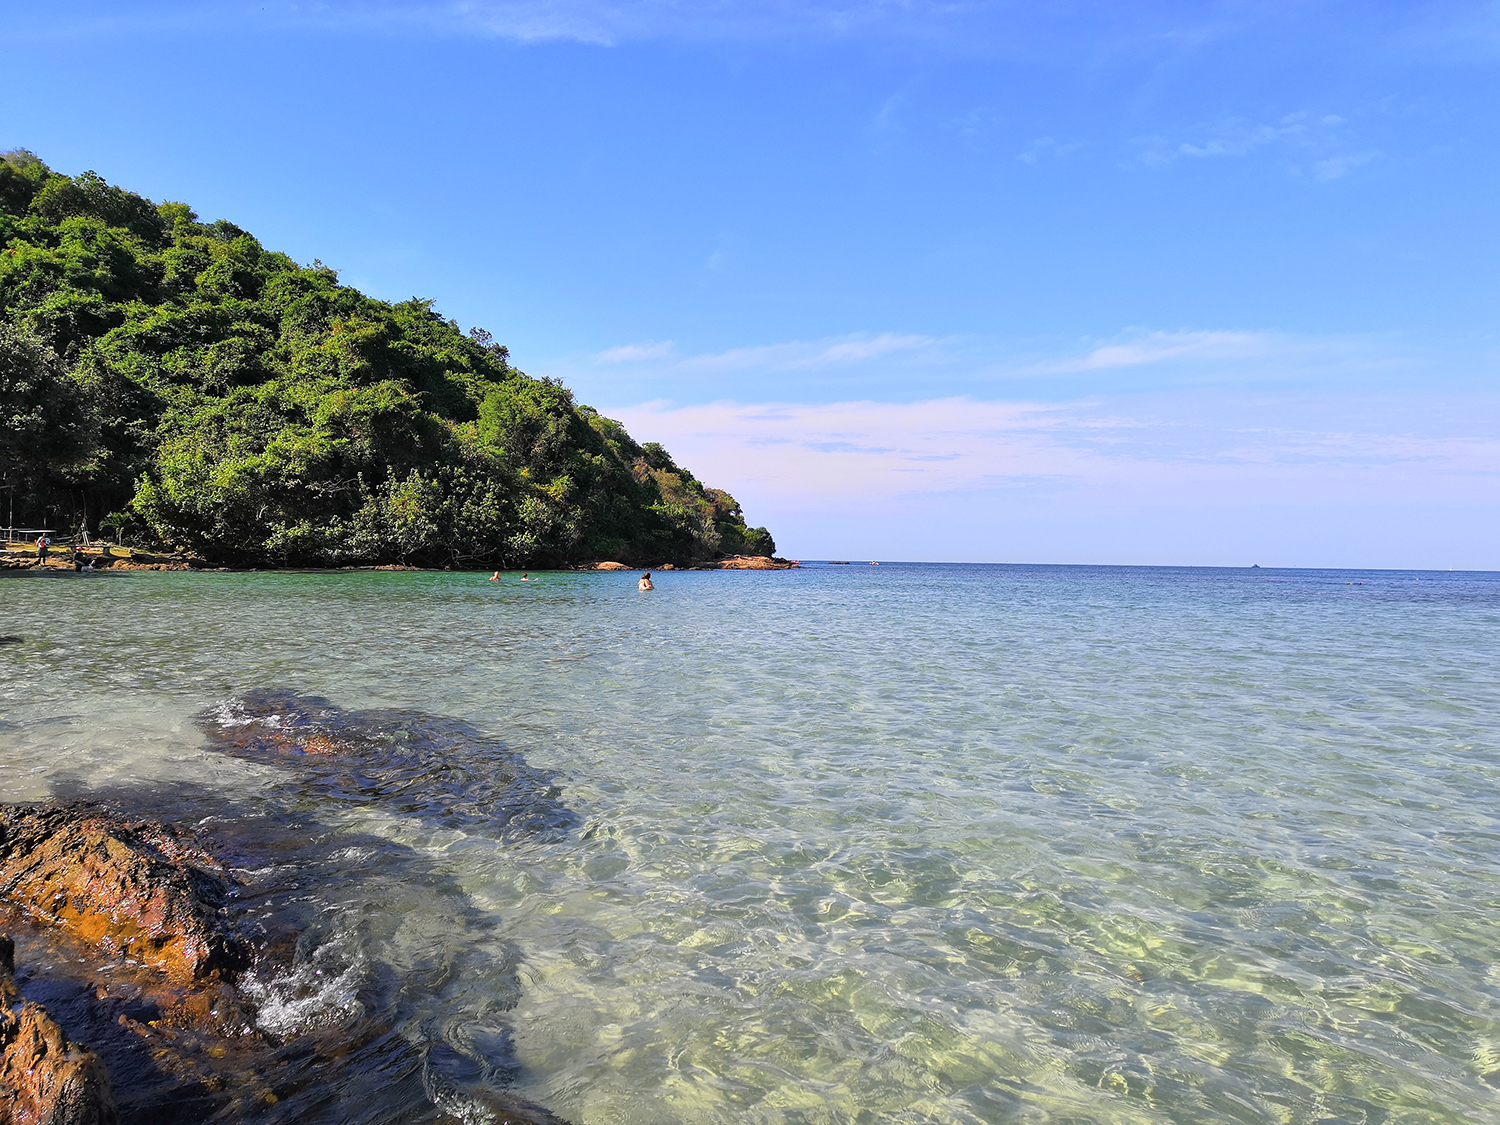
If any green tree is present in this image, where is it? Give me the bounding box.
[0,152,778,566]
[0,322,98,529]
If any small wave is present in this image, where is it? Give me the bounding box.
[201,698,257,728]
[241,928,367,1040]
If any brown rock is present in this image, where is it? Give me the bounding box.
[0,804,250,985]
[0,934,119,1125]
[592,561,632,570]
[0,795,579,1125]
[710,554,795,570]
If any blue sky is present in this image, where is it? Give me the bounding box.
[5,0,1498,565]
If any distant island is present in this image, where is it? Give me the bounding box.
[0,151,775,569]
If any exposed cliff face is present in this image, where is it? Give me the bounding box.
[0,935,119,1125]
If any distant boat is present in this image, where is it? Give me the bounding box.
[870,561,879,566]
[829,561,851,565]
[1251,564,1261,569]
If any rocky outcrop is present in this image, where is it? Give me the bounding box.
[706,554,796,570]
[586,556,794,571]
[198,691,576,842]
[0,935,119,1125]
[0,796,574,1124]
[0,804,250,985]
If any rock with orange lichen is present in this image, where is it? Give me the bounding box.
[0,794,577,1125]
[703,554,794,570]
[0,804,250,985]
[0,934,119,1125]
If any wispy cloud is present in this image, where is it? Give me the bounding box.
[1311,151,1377,181]
[608,394,1500,513]
[596,340,677,363]
[614,397,1071,500]
[682,332,937,371]
[561,326,1407,393]
[592,332,937,374]
[1130,112,1377,180]
[68,0,1027,48]
[1049,330,1285,372]
[1017,137,1082,164]
[13,0,1490,76]
[806,334,935,365]
[867,93,910,150]
[946,106,1003,141]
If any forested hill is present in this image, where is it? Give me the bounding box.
[0,151,774,567]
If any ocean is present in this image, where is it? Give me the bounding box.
[3,563,1498,1124]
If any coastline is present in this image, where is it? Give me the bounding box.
[1,551,799,573]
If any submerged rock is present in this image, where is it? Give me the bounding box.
[0,934,119,1125]
[0,795,574,1125]
[0,804,250,985]
[197,690,576,842]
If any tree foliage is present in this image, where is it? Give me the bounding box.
[0,151,775,565]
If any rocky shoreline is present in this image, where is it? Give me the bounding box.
[2,552,796,573]
[580,554,798,570]
[1,930,116,1125]
[0,551,200,572]
[0,690,579,1125]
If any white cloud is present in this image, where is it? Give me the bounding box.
[1174,121,1293,159]
[1312,151,1377,181]
[1050,330,1284,372]
[867,93,909,147]
[202,0,1019,47]
[605,394,1500,514]
[561,327,1396,392]
[809,334,934,364]
[1017,137,1082,164]
[596,340,677,363]
[1130,112,1376,181]
[592,332,937,373]
[947,106,1003,140]
[612,397,1070,500]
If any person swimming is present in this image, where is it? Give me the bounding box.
[521,572,530,581]
[638,572,654,591]
[490,571,500,581]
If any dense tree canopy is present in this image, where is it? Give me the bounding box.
[0,151,774,566]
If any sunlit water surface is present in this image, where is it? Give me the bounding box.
[3,564,1499,1124]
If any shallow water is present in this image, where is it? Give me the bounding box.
[3,563,1500,1124]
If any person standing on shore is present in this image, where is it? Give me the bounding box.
[35,535,49,566]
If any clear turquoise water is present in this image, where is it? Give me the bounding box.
[3,563,1499,1123]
